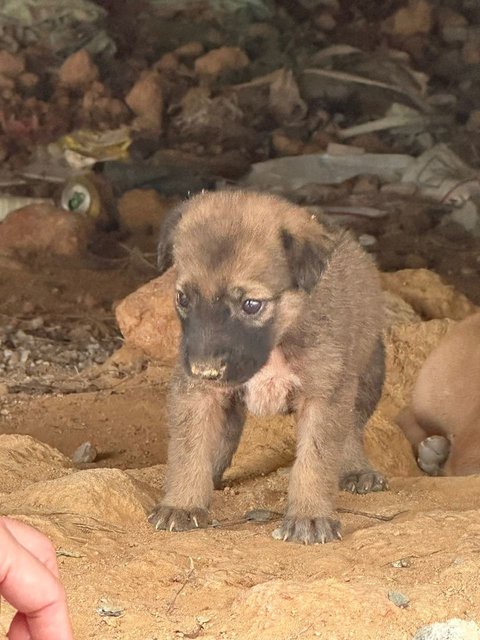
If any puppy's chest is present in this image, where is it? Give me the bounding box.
[244,348,301,417]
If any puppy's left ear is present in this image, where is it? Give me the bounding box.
[157,203,186,273]
[280,229,327,293]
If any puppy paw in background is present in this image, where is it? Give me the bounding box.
[396,311,480,476]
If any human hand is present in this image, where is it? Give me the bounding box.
[0,517,73,639]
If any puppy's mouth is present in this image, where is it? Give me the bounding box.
[184,356,266,387]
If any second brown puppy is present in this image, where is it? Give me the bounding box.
[149,190,387,544]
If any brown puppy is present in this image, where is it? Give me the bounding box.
[149,190,387,544]
[396,311,480,476]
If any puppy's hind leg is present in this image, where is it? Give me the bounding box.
[339,339,388,494]
[339,426,388,494]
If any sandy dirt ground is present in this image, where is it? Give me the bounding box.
[0,252,478,640]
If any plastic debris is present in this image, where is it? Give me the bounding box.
[0,0,116,56]
[242,151,412,192]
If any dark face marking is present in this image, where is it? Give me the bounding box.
[177,294,274,386]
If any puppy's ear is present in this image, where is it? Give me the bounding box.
[157,203,186,273]
[280,229,327,293]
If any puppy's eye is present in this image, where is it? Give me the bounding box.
[176,290,189,308]
[242,299,263,315]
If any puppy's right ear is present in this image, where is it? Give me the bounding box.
[157,203,186,273]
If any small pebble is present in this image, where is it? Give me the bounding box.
[359,234,377,247]
[96,600,124,618]
[391,558,411,568]
[388,590,410,608]
[72,441,98,464]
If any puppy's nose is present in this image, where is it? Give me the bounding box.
[190,360,226,381]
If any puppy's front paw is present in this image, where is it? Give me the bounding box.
[272,516,342,545]
[148,505,209,532]
[340,470,388,494]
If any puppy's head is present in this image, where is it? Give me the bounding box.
[158,190,332,386]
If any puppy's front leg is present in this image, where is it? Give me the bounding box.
[149,375,244,532]
[273,397,346,544]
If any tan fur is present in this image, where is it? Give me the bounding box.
[396,311,480,476]
[149,191,387,544]
[244,347,301,416]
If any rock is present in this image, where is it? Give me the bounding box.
[314,12,336,31]
[381,269,477,321]
[382,0,433,37]
[463,41,480,65]
[125,71,163,131]
[174,41,204,58]
[18,72,39,90]
[153,53,179,72]
[194,46,249,76]
[438,7,468,44]
[358,233,376,247]
[0,50,25,77]
[117,189,172,233]
[115,268,179,364]
[271,130,304,156]
[462,29,480,65]
[466,109,480,131]
[352,174,380,194]
[72,441,97,464]
[413,619,480,640]
[437,7,468,30]
[0,203,90,257]
[58,49,99,87]
[0,73,14,90]
[387,590,410,608]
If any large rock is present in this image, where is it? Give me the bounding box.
[58,49,98,87]
[125,71,163,131]
[194,46,249,76]
[381,269,477,320]
[0,203,90,257]
[115,268,179,364]
[0,50,25,77]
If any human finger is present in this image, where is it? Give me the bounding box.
[0,525,73,640]
[0,518,59,577]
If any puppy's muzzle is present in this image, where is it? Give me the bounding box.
[190,359,227,381]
